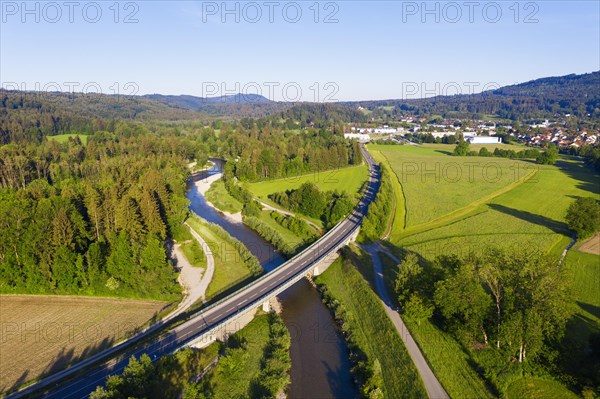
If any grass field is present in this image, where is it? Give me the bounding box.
[204,179,243,214]
[315,255,428,398]
[47,134,88,145]
[369,144,536,228]
[186,218,255,300]
[370,144,600,260]
[247,164,369,200]
[562,244,600,387]
[369,143,599,397]
[180,240,205,267]
[379,253,496,398]
[255,211,308,251]
[504,377,580,399]
[0,295,167,393]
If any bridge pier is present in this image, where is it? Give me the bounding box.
[262,300,270,312]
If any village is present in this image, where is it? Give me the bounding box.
[345,116,599,150]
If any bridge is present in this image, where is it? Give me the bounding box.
[9,146,380,399]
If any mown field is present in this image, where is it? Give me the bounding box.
[186,218,255,300]
[247,164,369,200]
[504,377,580,399]
[315,254,428,398]
[370,143,600,398]
[370,145,600,259]
[369,144,536,228]
[205,179,243,214]
[0,295,167,393]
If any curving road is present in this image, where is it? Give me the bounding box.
[10,145,379,399]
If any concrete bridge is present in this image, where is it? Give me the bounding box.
[11,146,379,399]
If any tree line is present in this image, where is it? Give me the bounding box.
[395,249,572,391]
[268,182,355,228]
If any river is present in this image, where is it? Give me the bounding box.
[186,160,358,399]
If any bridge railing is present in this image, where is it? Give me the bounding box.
[179,218,362,349]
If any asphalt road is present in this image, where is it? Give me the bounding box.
[11,145,379,399]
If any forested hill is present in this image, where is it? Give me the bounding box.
[270,103,369,125]
[0,90,201,144]
[341,71,600,120]
[144,94,292,118]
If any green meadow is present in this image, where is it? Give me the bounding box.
[247,164,369,200]
[205,179,244,214]
[368,143,600,398]
[186,217,255,300]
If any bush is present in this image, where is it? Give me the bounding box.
[566,197,600,239]
[536,145,558,165]
[359,164,393,243]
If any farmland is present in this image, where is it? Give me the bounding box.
[0,295,167,393]
[369,143,599,397]
[369,144,600,259]
[370,144,537,228]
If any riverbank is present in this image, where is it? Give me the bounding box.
[314,250,428,398]
[194,173,243,224]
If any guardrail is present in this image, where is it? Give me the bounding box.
[181,215,362,348]
[8,149,378,399]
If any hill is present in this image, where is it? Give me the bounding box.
[341,71,600,120]
[0,90,202,144]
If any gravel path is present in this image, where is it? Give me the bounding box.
[363,243,449,399]
[166,224,216,321]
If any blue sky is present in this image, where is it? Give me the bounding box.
[1,1,599,101]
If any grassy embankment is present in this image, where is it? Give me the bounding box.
[186,216,261,300]
[204,179,244,214]
[369,143,599,397]
[0,295,167,393]
[315,253,428,398]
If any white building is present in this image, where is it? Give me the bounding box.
[466,136,501,144]
[344,133,370,141]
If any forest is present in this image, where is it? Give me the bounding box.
[0,93,364,299]
[342,72,600,121]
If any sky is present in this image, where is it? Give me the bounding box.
[1,1,599,101]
